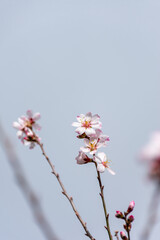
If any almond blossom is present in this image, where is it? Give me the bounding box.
[72,112,102,137]
[13,110,41,149]
[75,151,92,164]
[80,130,109,155]
[94,152,115,174]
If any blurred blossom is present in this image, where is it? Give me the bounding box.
[141,132,160,182]
[141,132,160,162]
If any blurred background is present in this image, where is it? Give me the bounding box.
[0,0,160,239]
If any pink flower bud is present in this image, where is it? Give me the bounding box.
[128,215,134,223]
[115,211,124,218]
[120,231,128,240]
[127,201,135,213]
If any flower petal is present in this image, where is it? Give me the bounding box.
[80,146,89,153]
[107,167,116,175]
[33,123,41,131]
[97,152,106,162]
[33,112,41,120]
[75,127,85,135]
[85,128,96,136]
[72,122,81,127]
[97,163,105,173]
[13,122,21,130]
[17,130,23,139]
[26,110,33,118]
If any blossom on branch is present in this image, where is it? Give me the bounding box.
[94,152,115,174]
[13,110,41,149]
[72,112,102,137]
[75,151,92,164]
[80,130,109,155]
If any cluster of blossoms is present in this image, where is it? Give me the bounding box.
[72,112,115,174]
[140,132,160,182]
[13,110,41,149]
[115,201,135,240]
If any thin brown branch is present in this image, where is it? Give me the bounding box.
[0,124,59,240]
[114,231,119,240]
[94,162,113,240]
[36,141,95,240]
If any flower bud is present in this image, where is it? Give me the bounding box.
[115,211,124,219]
[127,201,135,213]
[128,215,134,223]
[120,231,128,240]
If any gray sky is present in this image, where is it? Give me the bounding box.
[0,0,160,239]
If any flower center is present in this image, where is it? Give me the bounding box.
[25,119,35,128]
[89,141,97,151]
[82,120,91,129]
[102,160,109,168]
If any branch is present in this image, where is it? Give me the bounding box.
[94,162,113,240]
[114,231,119,240]
[0,124,59,240]
[36,141,95,240]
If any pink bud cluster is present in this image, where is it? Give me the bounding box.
[72,112,115,174]
[115,201,135,240]
[13,110,41,149]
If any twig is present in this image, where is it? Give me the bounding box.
[36,140,95,240]
[114,231,119,240]
[141,183,160,240]
[94,162,113,240]
[0,124,59,240]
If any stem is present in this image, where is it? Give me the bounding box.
[126,228,130,240]
[94,162,113,240]
[37,141,95,240]
[0,125,59,240]
[114,231,119,240]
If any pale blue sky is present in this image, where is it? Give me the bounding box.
[0,0,160,240]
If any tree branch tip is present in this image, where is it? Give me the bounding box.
[99,193,102,197]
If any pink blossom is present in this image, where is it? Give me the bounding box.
[72,112,102,137]
[94,152,115,174]
[13,110,41,132]
[13,110,41,149]
[80,130,109,155]
[75,151,92,164]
